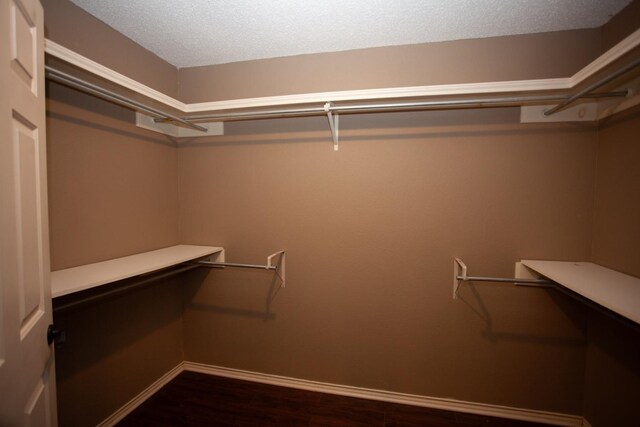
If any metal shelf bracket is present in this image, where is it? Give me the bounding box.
[324,102,339,151]
[453,258,468,299]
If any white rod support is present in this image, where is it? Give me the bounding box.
[267,250,286,288]
[325,102,339,151]
[453,258,467,299]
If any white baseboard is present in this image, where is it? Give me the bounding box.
[97,362,184,427]
[97,360,587,426]
[183,361,584,426]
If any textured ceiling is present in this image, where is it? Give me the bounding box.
[69,0,632,68]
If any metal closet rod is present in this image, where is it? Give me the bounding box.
[172,91,627,124]
[44,65,208,133]
[195,260,277,270]
[455,275,553,286]
[45,57,637,129]
[192,249,286,288]
[165,58,640,124]
[459,274,640,331]
[544,56,640,116]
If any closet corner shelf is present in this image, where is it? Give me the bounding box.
[521,260,640,324]
[51,245,223,298]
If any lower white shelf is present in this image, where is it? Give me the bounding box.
[520,260,640,325]
[51,245,224,298]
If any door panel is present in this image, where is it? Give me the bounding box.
[11,0,35,84]
[14,117,45,338]
[1,0,56,425]
[24,375,53,427]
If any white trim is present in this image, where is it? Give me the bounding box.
[183,78,571,113]
[182,362,584,426]
[45,38,569,114]
[44,39,187,112]
[96,361,589,426]
[97,362,184,427]
[44,27,640,117]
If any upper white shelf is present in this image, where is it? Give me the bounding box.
[51,244,223,298]
[44,28,640,115]
[521,260,640,324]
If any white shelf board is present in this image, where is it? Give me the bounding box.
[521,260,640,324]
[51,245,223,298]
[44,28,640,114]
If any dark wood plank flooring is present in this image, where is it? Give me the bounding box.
[118,371,553,426]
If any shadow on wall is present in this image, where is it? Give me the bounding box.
[53,276,184,379]
[583,310,640,426]
[52,277,186,426]
[182,267,283,321]
[46,110,176,147]
[45,80,177,147]
[587,310,640,372]
[457,281,587,347]
[177,108,596,148]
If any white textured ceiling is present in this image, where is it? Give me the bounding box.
[69,0,631,68]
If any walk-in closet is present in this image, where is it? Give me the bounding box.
[1,1,639,426]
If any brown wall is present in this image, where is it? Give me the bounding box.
[174,24,608,416]
[41,0,178,98]
[43,2,640,424]
[583,312,640,427]
[52,279,184,427]
[583,106,640,427]
[591,107,640,277]
[178,110,595,413]
[47,83,180,269]
[178,29,601,102]
[46,82,183,426]
[601,0,640,53]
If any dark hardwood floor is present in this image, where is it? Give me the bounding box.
[118,371,553,426]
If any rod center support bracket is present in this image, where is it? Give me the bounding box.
[453,258,468,299]
[324,102,339,151]
[267,251,286,288]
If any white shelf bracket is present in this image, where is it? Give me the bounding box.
[453,257,467,299]
[324,102,339,151]
[267,250,286,288]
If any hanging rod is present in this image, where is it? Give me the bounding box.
[156,90,626,150]
[453,258,553,299]
[452,258,640,331]
[544,57,640,116]
[193,251,286,287]
[197,261,277,270]
[162,91,627,125]
[45,65,208,133]
[455,275,554,285]
[328,91,627,114]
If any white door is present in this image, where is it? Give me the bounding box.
[0,0,57,425]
